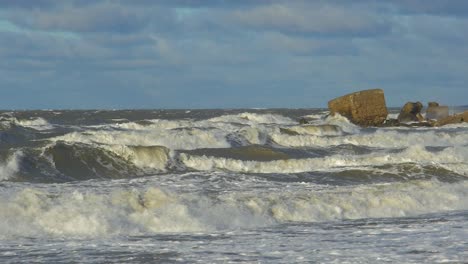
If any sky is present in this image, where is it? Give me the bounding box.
[0,0,467,109]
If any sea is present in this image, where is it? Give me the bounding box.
[0,108,467,263]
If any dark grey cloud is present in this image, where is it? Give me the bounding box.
[255,32,359,56]
[0,0,467,109]
[0,31,110,63]
[6,3,158,33]
[118,0,276,8]
[228,2,391,37]
[3,1,391,38]
[37,6,148,33]
[0,0,56,9]
[392,0,468,16]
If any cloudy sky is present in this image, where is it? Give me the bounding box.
[1,0,467,109]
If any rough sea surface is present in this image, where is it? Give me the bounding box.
[1,109,467,263]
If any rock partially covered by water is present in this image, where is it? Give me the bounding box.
[434,111,468,126]
[328,89,388,127]
[426,102,449,120]
[298,118,309,124]
[398,102,424,123]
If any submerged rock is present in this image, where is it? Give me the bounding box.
[398,102,424,123]
[328,89,388,127]
[298,118,309,124]
[426,102,449,120]
[434,111,468,126]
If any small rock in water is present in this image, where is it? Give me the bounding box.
[298,118,309,124]
[398,102,424,123]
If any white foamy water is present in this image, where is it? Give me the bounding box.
[387,112,399,120]
[301,111,329,120]
[14,117,54,130]
[208,112,297,125]
[180,145,468,175]
[1,108,468,263]
[0,187,203,238]
[49,114,293,151]
[0,151,22,181]
[52,127,231,150]
[284,124,344,136]
[272,128,468,149]
[0,179,466,239]
[321,114,362,134]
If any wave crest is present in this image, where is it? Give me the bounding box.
[0,151,23,181]
[180,145,468,175]
[0,180,466,238]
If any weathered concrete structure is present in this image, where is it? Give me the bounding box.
[326,89,466,128]
[398,102,424,123]
[328,89,388,127]
[434,111,468,126]
[426,102,449,120]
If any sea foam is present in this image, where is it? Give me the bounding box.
[0,180,466,238]
[52,127,231,150]
[272,129,468,149]
[208,112,296,125]
[180,145,468,175]
[14,117,54,131]
[0,151,22,181]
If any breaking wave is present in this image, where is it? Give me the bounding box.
[52,127,231,151]
[41,142,172,180]
[0,151,23,181]
[281,124,343,136]
[15,117,54,130]
[208,112,297,125]
[108,145,171,172]
[181,145,468,175]
[0,179,466,238]
[3,110,468,184]
[0,117,54,131]
[272,129,468,148]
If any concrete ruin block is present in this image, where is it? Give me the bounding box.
[328,89,388,127]
[426,102,449,120]
[435,111,468,126]
[398,102,424,123]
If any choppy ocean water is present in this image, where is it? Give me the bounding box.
[0,108,467,263]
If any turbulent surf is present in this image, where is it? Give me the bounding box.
[1,109,467,263]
